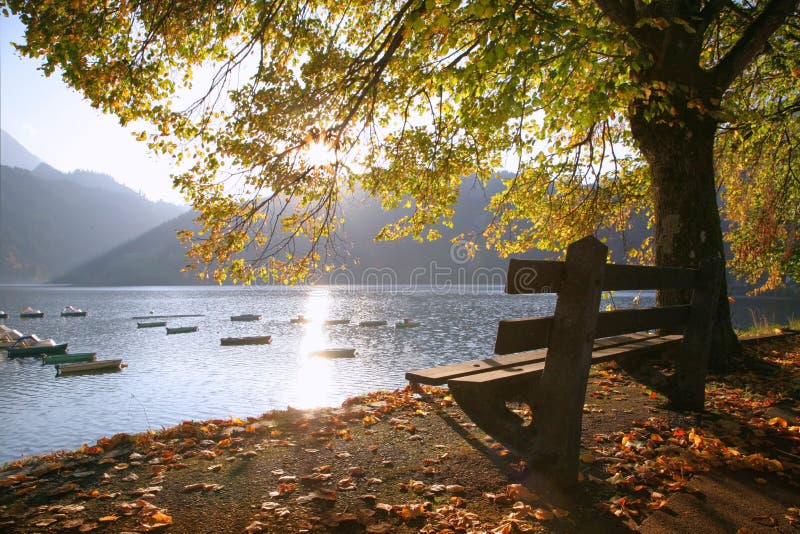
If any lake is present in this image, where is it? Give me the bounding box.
[1,285,798,463]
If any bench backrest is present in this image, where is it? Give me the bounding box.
[495,250,714,355]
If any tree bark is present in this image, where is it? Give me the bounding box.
[629,107,742,371]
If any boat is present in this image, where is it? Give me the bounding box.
[56,359,124,376]
[137,321,167,328]
[20,307,44,318]
[166,326,198,334]
[395,318,421,328]
[359,320,387,327]
[290,314,311,324]
[309,348,357,358]
[61,306,87,317]
[6,336,68,357]
[220,335,272,346]
[0,327,25,348]
[0,311,7,319]
[231,314,261,322]
[323,319,351,326]
[42,353,97,365]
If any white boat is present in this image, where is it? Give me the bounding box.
[359,320,387,327]
[309,348,356,358]
[395,318,421,328]
[61,306,87,317]
[231,314,261,322]
[20,307,44,318]
[0,327,26,348]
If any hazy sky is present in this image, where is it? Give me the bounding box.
[0,15,185,204]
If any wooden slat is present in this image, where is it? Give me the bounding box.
[450,335,682,388]
[506,259,565,294]
[408,333,663,386]
[506,259,702,294]
[602,264,701,290]
[495,316,553,354]
[595,305,690,338]
[495,305,690,354]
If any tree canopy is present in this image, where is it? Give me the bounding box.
[4,0,799,291]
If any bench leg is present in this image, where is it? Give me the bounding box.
[448,378,538,455]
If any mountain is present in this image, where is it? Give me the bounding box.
[0,129,42,170]
[32,163,140,197]
[0,165,187,283]
[56,175,651,286]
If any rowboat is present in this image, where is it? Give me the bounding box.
[166,326,198,334]
[309,348,357,358]
[7,337,68,357]
[324,319,351,325]
[395,318,421,328]
[20,307,44,318]
[61,306,88,317]
[220,335,272,346]
[231,314,261,322]
[56,359,124,376]
[42,353,96,365]
[137,321,167,328]
[359,320,387,327]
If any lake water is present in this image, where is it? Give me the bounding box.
[1,285,798,463]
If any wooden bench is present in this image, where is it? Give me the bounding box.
[406,235,721,481]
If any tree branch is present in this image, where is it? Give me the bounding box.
[593,0,637,31]
[711,0,799,94]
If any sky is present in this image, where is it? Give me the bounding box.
[0,15,185,204]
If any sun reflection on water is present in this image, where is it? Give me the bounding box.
[292,288,334,408]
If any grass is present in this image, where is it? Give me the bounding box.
[735,310,799,337]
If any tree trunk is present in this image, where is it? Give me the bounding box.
[630,108,742,371]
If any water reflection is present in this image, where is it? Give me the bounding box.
[293,288,334,408]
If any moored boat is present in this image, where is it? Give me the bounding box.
[290,314,311,324]
[7,336,68,357]
[0,311,7,319]
[359,320,387,327]
[61,306,88,317]
[0,326,25,348]
[20,307,44,318]
[166,326,198,334]
[323,319,351,325]
[56,359,124,375]
[309,348,357,358]
[137,321,167,328]
[42,352,97,365]
[231,314,261,322]
[220,335,272,346]
[395,318,421,328]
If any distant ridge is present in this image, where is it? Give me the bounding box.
[0,129,42,170]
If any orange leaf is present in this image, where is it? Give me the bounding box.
[99,515,119,522]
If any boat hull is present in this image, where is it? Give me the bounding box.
[324,319,351,325]
[61,312,87,317]
[309,348,356,358]
[359,320,387,327]
[42,353,96,365]
[220,336,272,346]
[137,321,167,328]
[7,343,68,357]
[56,359,123,375]
[231,315,261,322]
[166,326,198,334]
[20,313,44,318]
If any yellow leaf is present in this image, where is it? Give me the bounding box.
[98,515,119,522]
[533,508,554,520]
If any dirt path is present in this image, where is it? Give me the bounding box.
[1,336,798,533]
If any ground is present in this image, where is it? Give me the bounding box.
[1,334,798,533]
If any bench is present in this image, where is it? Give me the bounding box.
[406,235,721,481]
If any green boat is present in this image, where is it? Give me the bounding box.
[42,352,96,365]
[7,341,68,357]
[56,359,124,376]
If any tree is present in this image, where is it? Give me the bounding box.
[5,0,799,367]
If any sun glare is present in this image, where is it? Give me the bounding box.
[292,289,334,408]
[303,140,337,168]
